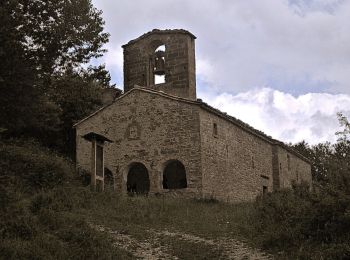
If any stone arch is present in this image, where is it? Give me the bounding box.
[162,160,187,189]
[149,39,165,53]
[127,162,150,194]
[149,40,166,85]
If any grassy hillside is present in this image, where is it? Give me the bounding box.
[0,140,133,259]
[1,140,349,259]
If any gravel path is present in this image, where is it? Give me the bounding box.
[91,224,273,260]
[150,229,272,260]
[92,224,176,259]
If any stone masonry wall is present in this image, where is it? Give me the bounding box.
[199,110,274,203]
[123,30,196,100]
[274,146,312,189]
[198,106,312,203]
[76,88,202,196]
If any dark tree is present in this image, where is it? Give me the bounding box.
[15,0,109,79]
[0,0,111,149]
[0,0,60,136]
[50,69,104,156]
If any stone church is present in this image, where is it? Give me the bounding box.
[74,29,312,203]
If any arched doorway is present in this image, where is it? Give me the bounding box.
[163,160,187,189]
[127,162,150,194]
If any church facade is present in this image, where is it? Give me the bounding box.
[74,29,311,203]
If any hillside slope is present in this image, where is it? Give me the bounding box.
[1,140,349,259]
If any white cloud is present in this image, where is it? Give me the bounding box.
[199,87,350,144]
[90,0,350,143]
[100,44,124,87]
[92,0,350,94]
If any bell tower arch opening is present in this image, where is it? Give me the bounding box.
[122,29,197,100]
[153,44,166,85]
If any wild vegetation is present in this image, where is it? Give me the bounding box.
[1,0,350,259]
[0,0,112,157]
[1,134,349,259]
[0,140,133,259]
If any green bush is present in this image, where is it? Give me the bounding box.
[77,167,91,186]
[0,139,132,259]
[0,140,75,193]
[253,183,350,259]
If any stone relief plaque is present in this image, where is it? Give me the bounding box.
[126,121,141,140]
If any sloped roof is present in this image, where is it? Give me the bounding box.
[122,29,196,48]
[73,86,198,127]
[197,100,310,163]
[74,86,310,163]
[83,132,113,143]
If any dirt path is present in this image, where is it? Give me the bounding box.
[92,224,176,259]
[150,229,272,260]
[91,224,273,259]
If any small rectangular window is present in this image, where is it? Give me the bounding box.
[263,186,268,195]
[213,123,218,137]
[287,154,291,171]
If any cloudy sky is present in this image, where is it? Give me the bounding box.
[91,0,350,145]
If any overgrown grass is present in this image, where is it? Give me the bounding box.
[79,192,256,241]
[0,140,133,259]
[77,187,350,259]
[158,235,226,259]
[1,139,350,259]
[253,184,350,259]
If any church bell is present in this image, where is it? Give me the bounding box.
[154,50,165,75]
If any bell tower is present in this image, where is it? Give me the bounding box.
[122,29,197,100]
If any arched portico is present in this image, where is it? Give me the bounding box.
[162,160,187,189]
[127,162,150,194]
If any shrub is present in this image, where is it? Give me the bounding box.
[77,167,91,186]
[0,139,75,193]
[0,139,133,259]
[253,183,350,258]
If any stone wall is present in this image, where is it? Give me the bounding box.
[76,88,202,196]
[101,88,122,106]
[273,146,312,189]
[123,29,196,100]
[76,29,313,203]
[75,89,312,203]
[199,109,275,203]
[198,108,312,203]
